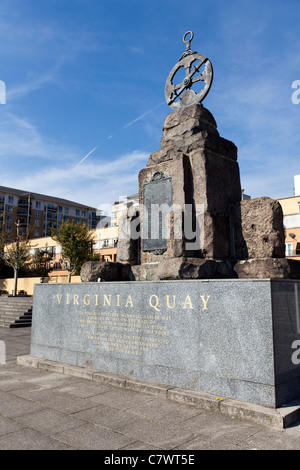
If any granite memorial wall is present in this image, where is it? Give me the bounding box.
[30,279,300,408]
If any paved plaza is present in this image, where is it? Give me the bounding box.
[0,327,300,451]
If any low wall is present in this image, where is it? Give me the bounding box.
[0,275,81,296]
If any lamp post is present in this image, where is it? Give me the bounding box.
[26,193,31,234]
[13,220,20,297]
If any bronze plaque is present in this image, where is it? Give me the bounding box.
[142,172,173,254]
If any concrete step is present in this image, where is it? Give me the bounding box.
[0,319,32,328]
[0,306,33,312]
[0,297,33,328]
[12,319,32,327]
[0,307,32,314]
[0,314,32,322]
[0,308,32,314]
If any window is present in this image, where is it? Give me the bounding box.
[296,243,300,256]
[8,196,14,203]
[58,206,62,213]
[35,201,41,209]
[35,210,40,218]
[35,219,40,227]
[64,207,69,215]
[81,210,86,217]
[34,229,40,237]
[6,225,12,231]
[7,205,13,213]
[6,215,12,223]
[285,243,293,257]
[76,209,80,216]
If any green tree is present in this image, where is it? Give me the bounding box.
[51,220,94,282]
[32,247,52,277]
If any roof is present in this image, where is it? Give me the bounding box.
[0,185,98,210]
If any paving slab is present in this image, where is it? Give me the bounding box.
[1,327,300,450]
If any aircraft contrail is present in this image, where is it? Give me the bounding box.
[72,102,164,169]
[123,102,165,129]
[73,146,98,169]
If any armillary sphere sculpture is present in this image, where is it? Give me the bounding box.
[165,31,213,109]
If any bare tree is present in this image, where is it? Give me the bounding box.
[3,220,31,296]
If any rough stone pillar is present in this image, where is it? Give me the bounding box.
[134,104,241,280]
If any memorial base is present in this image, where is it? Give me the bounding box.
[28,279,300,409]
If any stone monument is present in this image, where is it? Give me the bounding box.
[21,32,300,418]
[111,31,300,283]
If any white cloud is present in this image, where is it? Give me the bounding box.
[0,111,78,161]
[6,73,55,101]
[0,149,147,207]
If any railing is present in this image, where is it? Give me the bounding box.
[18,199,31,207]
[44,213,57,220]
[17,209,30,215]
[45,204,58,211]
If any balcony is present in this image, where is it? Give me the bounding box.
[18,199,31,207]
[17,208,30,216]
[44,212,57,220]
[45,204,58,212]
[18,219,28,226]
[44,221,57,229]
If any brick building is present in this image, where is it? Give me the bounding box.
[0,186,101,241]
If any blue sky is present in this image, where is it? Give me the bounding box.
[0,0,300,210]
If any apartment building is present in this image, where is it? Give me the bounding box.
[94,194,139,262]
[23,194,139,273]
[0,186,102,241]
[278,175,300,259]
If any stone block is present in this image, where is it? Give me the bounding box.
[131,263,159,281]
[162,104,218,134]
[116,210,140,265]
[139,150,241,262]
[233,197,285,260]
[157,257,233,280]
[234,258,300,279]
[158,104,237,162]
[80,261,131,282]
